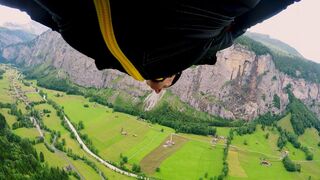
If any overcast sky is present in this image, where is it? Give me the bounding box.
[249,0,320,63]
[0,1,319,63]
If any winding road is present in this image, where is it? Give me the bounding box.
[63,116,140,178]
[11,73,84,179]
[40,88,142,178]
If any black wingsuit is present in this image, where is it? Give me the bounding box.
[0,0,299,80]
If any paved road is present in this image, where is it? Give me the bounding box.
[11,70,140,179]
[63,116,140,178]
[11,74,84,179]
[32,76,144,179]
[30,117,44,137]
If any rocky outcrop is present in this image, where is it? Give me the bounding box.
[170,45,320,119]
[2,31,150,96]
[144,90,166,111]
[1,30,319,120]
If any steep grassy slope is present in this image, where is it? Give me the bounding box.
[277,113,294,133]
[245,32,302,57]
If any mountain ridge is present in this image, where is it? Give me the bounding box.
[0,29,319,120]
[245,31,303,58]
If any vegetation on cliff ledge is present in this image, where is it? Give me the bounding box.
[235,35,320,84]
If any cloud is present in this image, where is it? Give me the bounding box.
[249,0,320,63]
[0,5,31,25]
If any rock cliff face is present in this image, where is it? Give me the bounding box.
[1,30,319,120]
[2,31,149,96]
[171,45,320,119]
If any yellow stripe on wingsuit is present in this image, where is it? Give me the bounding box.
[93,0,145,81]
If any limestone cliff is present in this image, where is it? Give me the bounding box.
[171,45,320,119]
[1,30,319,120]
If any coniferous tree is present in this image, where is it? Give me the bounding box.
[40,152,45,162]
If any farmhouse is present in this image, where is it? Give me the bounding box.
[260,160,271,166]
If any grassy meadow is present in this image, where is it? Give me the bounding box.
[45,91,175,164]
[0,67,132,179]
[33,101,132,179]
[231,125,280,157]
[228,124,320,180]
[153,139,224,180]
[0,108,16,128]
[40,87,228,178]
[26,92,43,102]
[277,113,294,133]
[0,68,14,103]
[1,65,320,180]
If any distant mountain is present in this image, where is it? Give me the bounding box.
[0,23,40,64]
[2,21,48,35]
[0,26,36,52]
[245,31,303,57]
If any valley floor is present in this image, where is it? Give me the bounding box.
[1,64,320,180]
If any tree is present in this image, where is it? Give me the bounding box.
[273,94,281,109]
[78,121,84,130]
[62,138,66,146]
[243,140,248,145]
[0,69,5,79]
[40,152,45,162]
[122,156,128,163]
[306,151,314,161]
[282,156,298,172]
[0,113,8,130]
[301,146,314,160]
[296,164,301,172]
[204,172,208,178]
[132,164,141,173]
[277,133,287,149]
[0,121,68,179]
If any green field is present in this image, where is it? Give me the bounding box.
[0,69,14,103]
[227,126,304,179]
[296,128,320,179]
[277,113,294,133]
[34,143,102,180]
[33,103,133,180]
[227,150,247,178]
[45,91,175,165]
[34,143,69,168]
[34,103,87,155]
[299,128,320,160]
[228,150,301,180]
[283,142,305,161]
[216,127,231,137]
[232,125,280,156]
[0,108,16,128]
[0,67,130,179]
[154,140,224,179]
[140,134,189,174]
[2,65,320,180]
[13,127,40,140]
[17,102,28,114]
[40,88,227,178]
[228,124,320,179]
[26,92,43,102]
